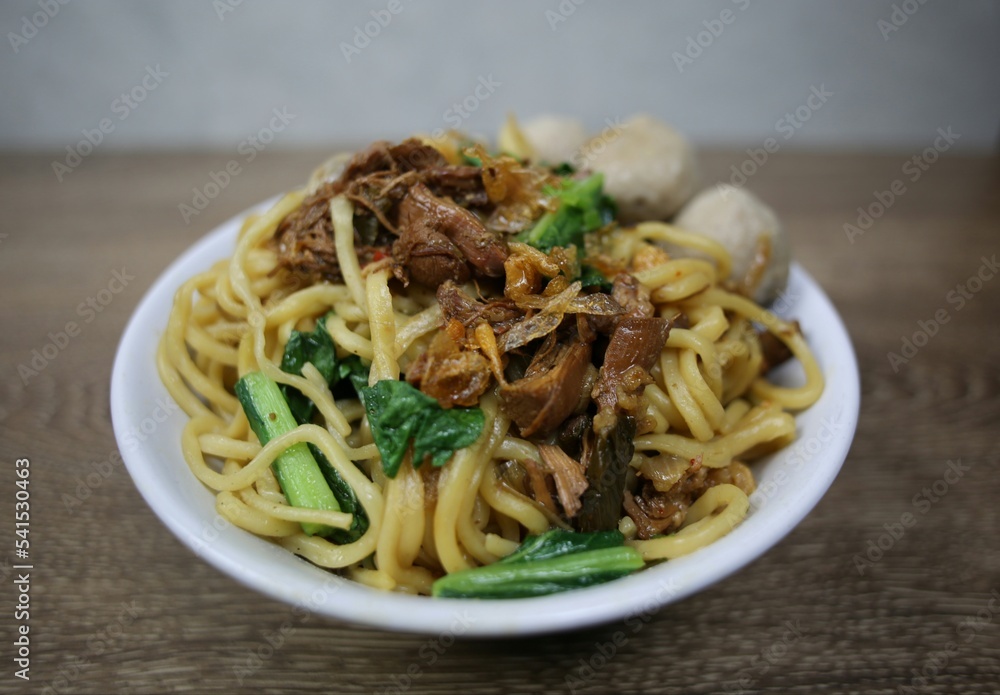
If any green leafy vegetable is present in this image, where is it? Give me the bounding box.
[460,143,484,167]
[279,314,338,424]
[278,314,370,543]
[497,529,625,564]
[360,380,485,478]
[578,263,612,291]
[235,371,343,537]
[338,355,371,401]
[431,530,644,598]
[517,173,617,252]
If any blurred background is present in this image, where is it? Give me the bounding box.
[1,0,997,152]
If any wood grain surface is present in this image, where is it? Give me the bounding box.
[0,148,998,695]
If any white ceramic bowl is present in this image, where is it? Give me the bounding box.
[111,200,859,636]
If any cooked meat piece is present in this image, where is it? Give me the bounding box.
[611,273,655,319]
[557,414,592,460]
[275,182,343,281]
[393,223,470,288]
[393,183,508,287]
[436,281,523,333]
[423,165,490,208]
[386,139,448,171]
[275,178,400,282]
[758,321,799,374]
[625,460,755,539]
[277,139,492,283]
[337,142,394,181]
[413,184,508,277]
[522,459,558,515]
[537,444,589,518]
[436,281,482,324]
[575,415,637,532]
[406,329,491,408]
[625,470,703,540]
[592,316,672,435]
[499,335,592,438]
[340,138,446,179]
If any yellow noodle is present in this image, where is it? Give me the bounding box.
[628,484,749,560]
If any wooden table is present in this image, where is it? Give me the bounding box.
[1,148,997,694]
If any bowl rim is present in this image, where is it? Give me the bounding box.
[111,198,860,636]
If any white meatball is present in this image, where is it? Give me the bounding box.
[582,113,698,223]
[673,185,790,305]
[521,115,588,165]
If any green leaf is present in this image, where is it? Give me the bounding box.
[498,529,626,565]
[517,173,616,252]
[413,406,485,468]
[338,355,371,401]
[277,314,371,543]
[431,530,644,598]
[360,380,485,478]
[279,314,337,424]
[578,264,612,291]
[308,443,368,544]
[460,143,484,167]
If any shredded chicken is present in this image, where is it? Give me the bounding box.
[537,444,589,518]
[522,459,558,515]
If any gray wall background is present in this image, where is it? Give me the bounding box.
[1,0,997,151]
